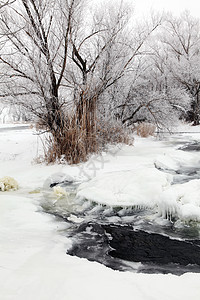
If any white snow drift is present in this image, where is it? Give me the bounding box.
[77,168,172,208]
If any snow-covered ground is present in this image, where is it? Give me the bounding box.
[1,123,200,300]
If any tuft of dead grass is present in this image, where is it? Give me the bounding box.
[136,122,156,138]
[35,92,133,165]
[43,118,132,165]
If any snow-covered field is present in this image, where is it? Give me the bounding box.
[1,123,200,300]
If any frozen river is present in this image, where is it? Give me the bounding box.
[1,123,200,300]
[41,132,200,275]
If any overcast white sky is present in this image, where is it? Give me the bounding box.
[95,0,200,18]
[132,0,200,18]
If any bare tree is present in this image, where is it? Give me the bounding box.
[0,0,162,163]
[0,0,79,132]
[0,0,15,9]
[162,11,200,125]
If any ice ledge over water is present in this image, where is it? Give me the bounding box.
[77,168,200,222]
[158,179,200,222]
[77,168,173,208]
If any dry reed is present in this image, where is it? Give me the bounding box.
[136,122,156,137]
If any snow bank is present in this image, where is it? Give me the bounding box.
[78,166,200,222]
[77,142,200,222]
[77,168,172,208]
[158,179,200,221]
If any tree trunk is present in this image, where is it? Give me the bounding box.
[192,91,200,126]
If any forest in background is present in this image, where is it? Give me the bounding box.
[0,0,200,163]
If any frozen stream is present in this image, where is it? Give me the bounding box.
[2,124,200,300]
[40,133,200,276]
[0,125,30,132]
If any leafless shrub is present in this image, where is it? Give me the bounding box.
[97,119,133,146]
